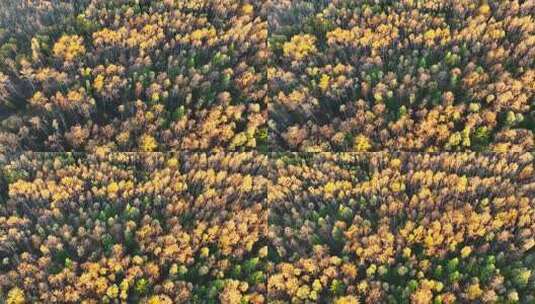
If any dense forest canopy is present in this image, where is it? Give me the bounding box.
[0,0,267,153]
[0,1,534,303]
[268,0,534,152]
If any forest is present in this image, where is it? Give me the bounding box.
[0,0,267,152]
[269,0,534,152]
[0,152,269,303]
[0,0,534,303]
[0,152,534,303]
[269,152,534,303]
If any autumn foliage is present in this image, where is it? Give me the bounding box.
[269,0,534,152]
[269,152,535,303]
[0,152,268,303]
[0,0,534,303]
[1,152,534,303]
[0,0,267,152]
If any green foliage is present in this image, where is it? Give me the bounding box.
[134,278,149,295]
[329,279,345,296]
